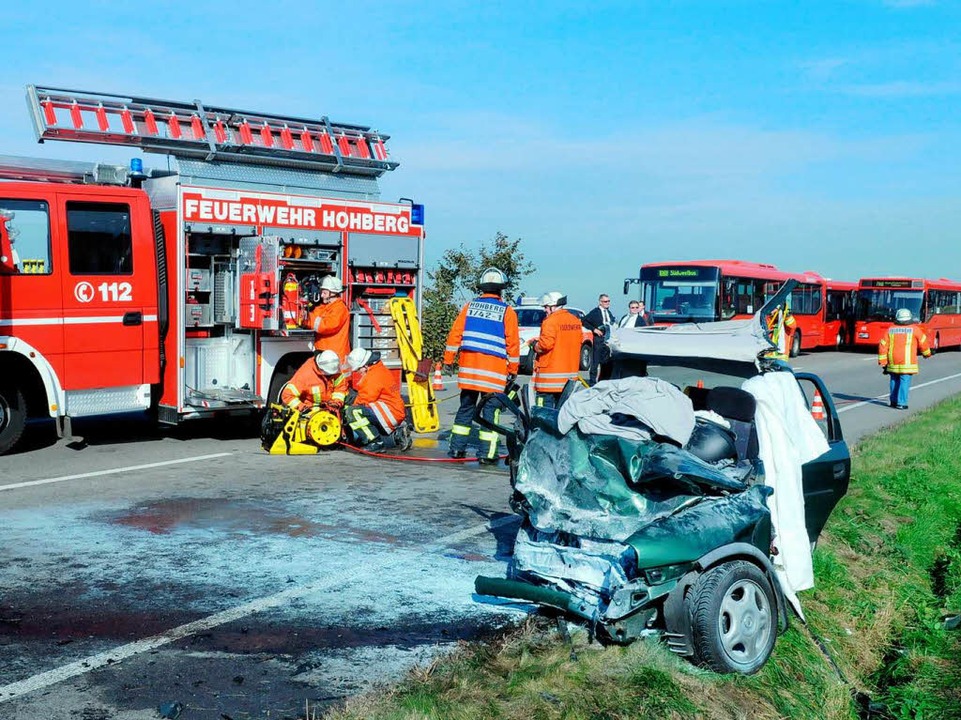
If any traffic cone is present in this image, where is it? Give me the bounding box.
[811,388,826,421]
[433,363,445,391]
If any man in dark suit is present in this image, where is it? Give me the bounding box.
[582,293,615,385]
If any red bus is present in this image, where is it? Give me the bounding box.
[628,260,856,355]
[853,277,961,351]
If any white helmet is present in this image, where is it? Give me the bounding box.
[895,308,913,325]
[314,350,342,375]
[540,291,567,307]
[346,347,381,371]
[319,276,343,294]
[478,267,507,293]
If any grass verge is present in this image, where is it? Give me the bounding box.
[323,398,961,720]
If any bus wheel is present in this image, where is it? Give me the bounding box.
[790,332,802,358]
[0,381,27,455]
[835,330,844,350]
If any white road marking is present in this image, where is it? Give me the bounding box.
[0,513,519,703]
[0,453,233,492]
[838,372,961,413]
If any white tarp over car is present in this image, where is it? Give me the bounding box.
[608,316,773,365]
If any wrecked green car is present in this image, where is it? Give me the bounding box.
[475,287,850,674]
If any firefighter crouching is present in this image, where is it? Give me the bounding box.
[281,350,349,411]
[879,307,931,410]
[343,348,412,452]
[530,291,582,409]
[443,267,520,464]
[306,275,351,360]
[261,350,349,453]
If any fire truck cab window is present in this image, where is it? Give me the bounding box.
[0,199,51,274]
[67,202,133,275]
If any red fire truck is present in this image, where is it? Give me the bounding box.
[0,85,425,454]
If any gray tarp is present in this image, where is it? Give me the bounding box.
[557,376,696,445]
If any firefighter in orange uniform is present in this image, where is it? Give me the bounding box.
[305,275,350,360]
[280,350,349,411]
[530,291,582,408]
[765,303,797,360]
[443,267,520,463]
[344,348,411,452]
[879,308,931,410]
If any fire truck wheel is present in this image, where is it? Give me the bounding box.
[0,382,27,455]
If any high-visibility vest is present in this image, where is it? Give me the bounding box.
[444,294,520,393]
[533,308,582,393]
[461,297,509,359]
[879,324,931,374]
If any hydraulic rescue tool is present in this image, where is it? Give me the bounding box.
[261,403,344,454]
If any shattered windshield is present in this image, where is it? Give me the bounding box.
[855,289,923,322]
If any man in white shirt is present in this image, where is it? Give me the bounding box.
[619,301,653,328]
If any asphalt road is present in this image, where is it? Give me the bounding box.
[1,349,959,720]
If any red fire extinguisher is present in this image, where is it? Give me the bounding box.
[282,273,301,329]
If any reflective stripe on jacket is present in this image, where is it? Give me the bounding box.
[280,361,348,408]
[307,298,351,359]
[443,294,520,392]
[533,308,582,393]
[879,324,931,375]
[353,360,406,431]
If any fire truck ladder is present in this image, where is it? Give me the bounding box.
[388,297,440,433]
[26,84,399,176]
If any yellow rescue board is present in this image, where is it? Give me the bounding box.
[388,297,440,433]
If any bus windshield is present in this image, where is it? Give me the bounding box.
[641,266,720,323]
[856,289,923,322]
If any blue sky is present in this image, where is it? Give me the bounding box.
[1,1,958,310]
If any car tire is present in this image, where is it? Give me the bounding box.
[579,343,591,371]
[0,381,27,456]
[789,331,801,358]
[687,560,777,675]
